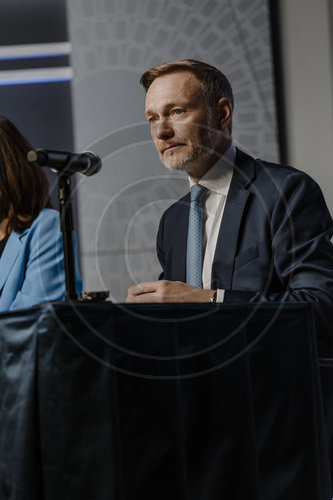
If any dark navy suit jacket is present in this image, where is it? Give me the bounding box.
[156,148,333,337]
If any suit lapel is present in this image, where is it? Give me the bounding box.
[0,229,28,291]
[211,149,256,289]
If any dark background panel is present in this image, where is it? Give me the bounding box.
[0,0,68,45]
[0,81,73,150]
[0,0,76,221]
[0,81,74,208]
[0,57,70,71]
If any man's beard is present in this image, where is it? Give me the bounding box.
[160,130,220,174]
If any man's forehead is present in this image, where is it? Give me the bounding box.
[145,71,204,109]
[148,70,200,92]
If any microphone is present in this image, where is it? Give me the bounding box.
[27,149,102,177]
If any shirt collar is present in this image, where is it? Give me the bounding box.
[189,144,236,195]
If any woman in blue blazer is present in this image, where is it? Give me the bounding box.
[0,116,82,312]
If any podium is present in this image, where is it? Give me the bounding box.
[0,302,331,499]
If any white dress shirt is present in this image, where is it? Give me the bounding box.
[189,144,236,301]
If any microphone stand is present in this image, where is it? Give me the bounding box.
[57,170,78,301]
[27,148,103,303]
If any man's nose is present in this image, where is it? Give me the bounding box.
[155,119,174,140]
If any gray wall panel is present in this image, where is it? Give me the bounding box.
[66,0,279,300]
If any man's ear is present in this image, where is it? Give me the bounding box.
[217,97,232,132]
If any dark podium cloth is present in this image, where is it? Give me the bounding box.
[0,302,331,500]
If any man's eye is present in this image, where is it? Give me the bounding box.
[173,109,184,115]
[148,116,157,124]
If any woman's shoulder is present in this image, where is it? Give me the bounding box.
[31,208,60,227]
[25,209,61,240]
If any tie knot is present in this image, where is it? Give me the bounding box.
[190,184,207,203]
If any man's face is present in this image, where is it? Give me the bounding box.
[145,71,226,178]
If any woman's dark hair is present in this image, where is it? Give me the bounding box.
[0,116,52,234]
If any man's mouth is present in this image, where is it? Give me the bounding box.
[161,144,185,154]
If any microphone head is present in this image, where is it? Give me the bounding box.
[81,151,102,176]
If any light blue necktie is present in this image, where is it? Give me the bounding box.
[186,184,207,288]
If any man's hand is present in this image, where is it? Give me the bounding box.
[126,280,215,303]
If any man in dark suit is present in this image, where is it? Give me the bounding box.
[126,59,333,479]
[126,59,333,324]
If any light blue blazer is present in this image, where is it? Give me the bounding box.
[0,208,82,312]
